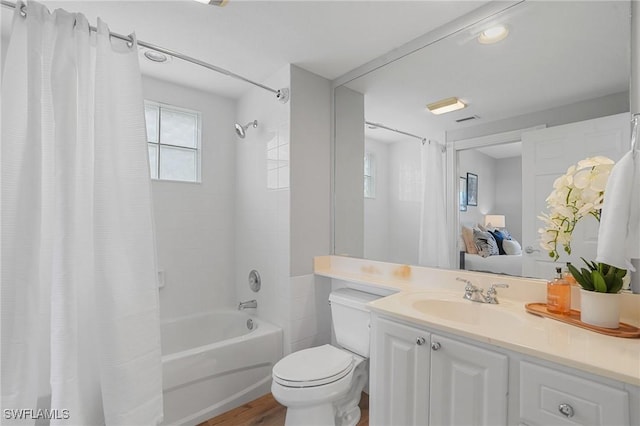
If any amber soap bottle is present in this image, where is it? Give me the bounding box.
[547,266,571,314]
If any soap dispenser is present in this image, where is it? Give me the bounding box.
[547,266,571,314]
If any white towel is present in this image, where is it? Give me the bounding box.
[596,149,640,270]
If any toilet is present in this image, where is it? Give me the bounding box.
[271,288,381,426]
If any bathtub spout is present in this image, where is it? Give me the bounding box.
[238,299,257,310]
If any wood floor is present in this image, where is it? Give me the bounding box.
[198,392,369,426]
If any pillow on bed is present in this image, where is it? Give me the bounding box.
[502,239,522,255]
[473,229,499,258]
[489,229,508,255]
[461,226,478,254]
[500,228,513,240]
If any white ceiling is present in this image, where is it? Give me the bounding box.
[348,1,631,143]
[476,141,521,159]
[1,0,488,98]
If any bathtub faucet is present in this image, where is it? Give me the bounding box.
[238,299,257,310]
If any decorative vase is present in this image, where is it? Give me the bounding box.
[579,289,621,329]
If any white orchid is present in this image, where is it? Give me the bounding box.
[538,156,615,260]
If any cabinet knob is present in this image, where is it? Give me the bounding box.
[558,403,574,418]
[416,337,426,346]
[431,341,441,351]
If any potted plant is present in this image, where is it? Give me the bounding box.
[567,259,626,328]
[538,156,627,328]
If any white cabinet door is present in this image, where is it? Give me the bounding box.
[521,113,629,279]
[429,334,509,426]
[370,316,430,426]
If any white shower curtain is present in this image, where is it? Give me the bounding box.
[418,141,451,268]
[1,2,163,425]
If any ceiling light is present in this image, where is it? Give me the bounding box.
[426,97,467,115]
[144,50,168,63]
[478,25,509,44]
[193,0,229,5]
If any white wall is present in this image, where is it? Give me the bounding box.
[288,65,333,354]
[447,92,628,142]
[143,76,237,321]
[494,156,522,242]
[290,65,332,276]
[458,150,522,244]
[364,138,390,261]
[458,149,496,229]
[334,86,365,257]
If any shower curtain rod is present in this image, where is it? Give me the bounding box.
[365,120,446,151]
[366,120,425,141]
[0,0,290,103]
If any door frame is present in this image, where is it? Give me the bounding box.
[445,126,546,269]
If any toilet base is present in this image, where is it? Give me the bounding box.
[283,400,362,426]
[274,357,368,426]
[284,403,336,426]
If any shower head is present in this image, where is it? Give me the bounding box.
[235,120,258,139]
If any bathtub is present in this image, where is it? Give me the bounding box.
[160,310,282,426]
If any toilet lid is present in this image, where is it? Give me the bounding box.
[273,345,354,387]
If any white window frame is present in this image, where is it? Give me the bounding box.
[145,100,202,183]
[364,151,376,199]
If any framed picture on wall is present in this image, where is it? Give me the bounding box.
[459,176,467,211]
[466,172,478,206]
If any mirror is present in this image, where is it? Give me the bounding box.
[333,0,631,278]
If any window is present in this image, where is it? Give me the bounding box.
[364,152,376,198]
[145,101,201,182]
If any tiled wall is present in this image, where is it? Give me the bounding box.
[143,76,237,321]
[235,65,291,337]
[287,275,332,355]
[148,64,333,356]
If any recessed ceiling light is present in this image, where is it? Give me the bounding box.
[478,25,509,44]
[426,97,467,115]
[144,50,169,63]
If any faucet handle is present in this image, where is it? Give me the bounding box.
[457,277,477,292]
[488,283,509,293]
[486,283,509,303]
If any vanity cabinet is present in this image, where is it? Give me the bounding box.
[370,316,508,426]
[370,314,636,426]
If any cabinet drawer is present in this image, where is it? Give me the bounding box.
[520,361,629,426]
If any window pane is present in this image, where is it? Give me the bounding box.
[148,143,158,179]
[159,146,197,182]
[365,175,375,198]
[160,108,198,148]
[145,105,159,143]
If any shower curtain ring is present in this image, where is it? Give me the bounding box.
[126,33,135,48]
[19,4,26,17]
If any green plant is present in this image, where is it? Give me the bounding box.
[567,258,626,294]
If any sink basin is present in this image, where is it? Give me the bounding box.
[411,298,525,327]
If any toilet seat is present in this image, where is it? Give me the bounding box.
[273,344,354,388]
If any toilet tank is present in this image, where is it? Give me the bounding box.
[329,288,382,357]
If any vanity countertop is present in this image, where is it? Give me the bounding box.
[315,255,640,387]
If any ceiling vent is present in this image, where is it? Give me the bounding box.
[455,115,480,123]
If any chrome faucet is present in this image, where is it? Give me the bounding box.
[457,278,509,304]
[238,299,257,310]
